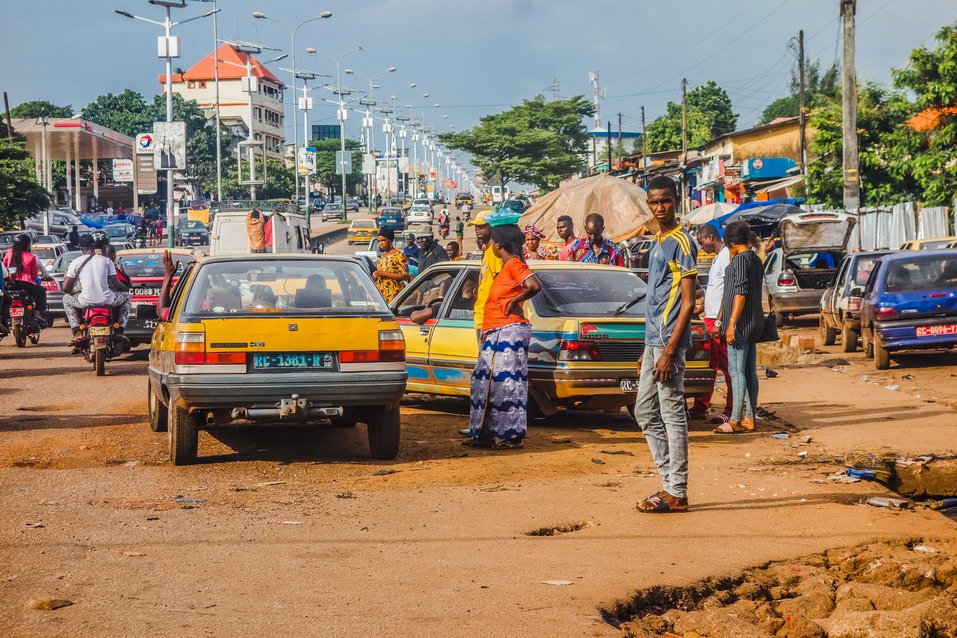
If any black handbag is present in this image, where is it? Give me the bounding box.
[756,311,779,344]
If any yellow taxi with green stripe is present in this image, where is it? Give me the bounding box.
[146,254,406,465]
[347,218,379,244]
[390,260,714,416]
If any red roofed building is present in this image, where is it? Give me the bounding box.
[160,43,286,158]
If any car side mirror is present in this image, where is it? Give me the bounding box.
[136,304,159,321]
[850,287,863,297]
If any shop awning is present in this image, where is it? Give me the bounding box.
[754,174,805,194]
[11,118,133,161]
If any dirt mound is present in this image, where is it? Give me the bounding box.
[602,538,957,638]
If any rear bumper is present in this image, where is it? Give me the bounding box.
[154,368,407,411]
[876,318,957,350]
[772,290,824,313]
[530,364,715,406]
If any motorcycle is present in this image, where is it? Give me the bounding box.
[438,223,450,240]
[5,282,46,348]
[74,306,128,376]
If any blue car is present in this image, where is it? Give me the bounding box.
[859,249,957,369]
[376,206,406,232]
[80,213,107,229]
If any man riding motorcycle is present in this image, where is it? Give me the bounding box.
[61,232,131,347]
[2,233,53,328]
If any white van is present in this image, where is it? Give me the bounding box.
[210,210,312,256]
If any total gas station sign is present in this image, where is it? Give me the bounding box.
[136,133,155,154]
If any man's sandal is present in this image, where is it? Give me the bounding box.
[637,492,689,513]
[713,421,748,434]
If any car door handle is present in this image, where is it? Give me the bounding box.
[419,326,430,336]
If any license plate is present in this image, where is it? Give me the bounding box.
[916,324,957,337]
[134,287,161,297]
[10,307,24,318]
[620,378,639,392]
[252,352,335,370]
[89,326,111,336]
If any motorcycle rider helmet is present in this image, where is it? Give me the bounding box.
[90,230,111,249]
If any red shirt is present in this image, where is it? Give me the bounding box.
[482,257,535,333]
[2,250,39,283]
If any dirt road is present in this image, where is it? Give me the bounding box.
[2,322,955,636]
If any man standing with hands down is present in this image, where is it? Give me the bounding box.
[634,176,698,514]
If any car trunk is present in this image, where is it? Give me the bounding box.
[200,317,381,353]
[779,212,855,291]
[792,266,839,291]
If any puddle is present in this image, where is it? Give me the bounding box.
[525,521,593,537]
[601,538,957,638]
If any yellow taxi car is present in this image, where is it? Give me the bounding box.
[347,218,379,245]
[900,236,957,250]
[390,260,714,416]
[145,254,407,465]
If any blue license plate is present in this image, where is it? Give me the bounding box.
[252,352,336,370]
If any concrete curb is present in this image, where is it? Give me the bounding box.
[310,225,347,251]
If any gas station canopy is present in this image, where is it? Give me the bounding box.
[11,117,133,160]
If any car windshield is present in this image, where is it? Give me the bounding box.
[183,259,390,316]
[52,251,83,273]
[119,252,194,278]
[884,255,957,293]
[532,268,648,317]
[325,204,343,210]
[179,220,205,230]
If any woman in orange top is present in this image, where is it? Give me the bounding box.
[468,224,542,449]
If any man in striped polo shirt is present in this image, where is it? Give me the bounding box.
[635,175,698,514]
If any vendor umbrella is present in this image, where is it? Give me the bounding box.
[683,201,736,225]
[722,202,804,226]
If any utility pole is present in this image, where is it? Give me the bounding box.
[617,112,623,165]
[680,78,688,213]
[840,0,860,210]
[798,29,807,177]
[641,105,647,168]
[2,92,12,141]
[607,121,612,172]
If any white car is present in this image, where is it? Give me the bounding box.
[411,198,433,209]
[32,242,69,271]
[407,205,433,224]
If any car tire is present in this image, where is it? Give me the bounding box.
[367,407,400,459]
[819,318,836,346]
[862,328,874,358]
[168,403,198,465]
[148,382,168,432]
[841,325,858,353]
[770,300,785,327]
[874,337,891,370]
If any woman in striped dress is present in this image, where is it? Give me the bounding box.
[468,224,543,449]
[714,221,765,434]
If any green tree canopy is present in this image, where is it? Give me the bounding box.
[217,158,294,200]
[439,95,594,191]
[645,101,712,152]
[759,60,840,125]
[9,100,73,119]
[307,138,364,196]
[686,81,738,136]
[891,20,957,205]
[0,133,50,227]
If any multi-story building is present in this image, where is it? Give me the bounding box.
[159,43,286,159]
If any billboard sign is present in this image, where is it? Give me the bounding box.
[297,146,317,176]
[112,158,134,182]
[153,121,187,171]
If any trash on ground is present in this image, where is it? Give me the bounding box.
[885,385,900,391]
[551,437,573,444]
[797,451,808,457]
[843,450,892,483]
[801,435,813,444]
[122,551,146,557]
[29,598,73,610]
[902,374,915,380]
[372,469,399,476]
[255,481,285,487]
[335,492,356,499]
[926,497,957,511]
[24,522,44,528]
[600,449,634,456]
[540,580,574,586]
[277,520,303,525]
[866,496,910,510]
[846,468,879,480]
[859,375,868,381]
[591,458,606,465]
[913,544,937,553]
[769,433,789,439]
[174,498,206,503]
[765,368,778,378]
[827,472,861,483]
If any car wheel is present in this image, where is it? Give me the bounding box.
[770,300,785,327]
[819,318,836,346]
[874,337,891,370]
[168,403,198,465]
[367,407,400,459]
[841,325,858,353]
[862,328,874,358]
[148,381,168,432]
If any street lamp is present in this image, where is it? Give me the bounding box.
[351,66,396,210]
[115,0,220,248]
[253,10,332,212]
[307,46,363,211]
[280,67,330,226]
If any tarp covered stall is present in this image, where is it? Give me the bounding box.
[683,201,736,225]
[518,174,658,244]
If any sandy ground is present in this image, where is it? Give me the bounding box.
[1,296,955,636]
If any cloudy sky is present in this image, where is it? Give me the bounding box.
[2,0,954,145]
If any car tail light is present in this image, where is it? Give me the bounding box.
[687,324,711,361]
[378,329,406,362]
[876,306,899,320]
[559,340,602,361]
[339,350,379,363]
[847,297,862,312]
[42,280,59,292]
[174,332,206,365]
[777,273,796,287]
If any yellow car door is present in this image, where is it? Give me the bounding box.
[426,269,480,395]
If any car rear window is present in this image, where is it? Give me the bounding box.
[183,259,390,316]
[851,256,883,286]
[532,268,647,317]
[884,255,957,293]
[119,253,195,277]
[352,221,376,228]
[32,247,60,259]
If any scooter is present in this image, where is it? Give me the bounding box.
[6,285,44,347]
[74,306,128,376]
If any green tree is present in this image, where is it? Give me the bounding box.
[892,21,957,205]
[686,80,737,136]
[645,102,712,152]
[806,83,919,206]
[308,138,364,196]
[218,158,295,200]
[759,60,840,125]
[9,100,73,119]
[439,95,594,191]
[0,126,50,227]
